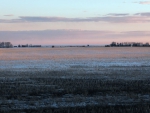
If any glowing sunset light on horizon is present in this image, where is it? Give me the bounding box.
[0,0,150,45]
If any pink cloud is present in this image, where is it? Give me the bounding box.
[139,1,150,4]
[0,30,150,45]
[0,15,150,23]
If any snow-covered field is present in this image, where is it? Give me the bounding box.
[0,47,150,71]
[0,47,150,112]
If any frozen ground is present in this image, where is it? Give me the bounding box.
[0,47,150,112]
[1,58,150,70]
[0,69,150,112]
[0,47,150,71]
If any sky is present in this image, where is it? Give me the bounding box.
[0,0,150,45]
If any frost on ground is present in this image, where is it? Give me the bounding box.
[1,47,150,112]
[0,66,150,112]
[1,94,150,111]
[1,58,150,71]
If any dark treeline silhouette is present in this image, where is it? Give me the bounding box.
[0,42,13,48]
[18,44,41,47]
[105,42,150,47]
[61,45,90,48]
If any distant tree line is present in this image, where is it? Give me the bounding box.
[0,42,43,48]
[17,44,41,47]
[0,42,13,48]
[105,42,150,47]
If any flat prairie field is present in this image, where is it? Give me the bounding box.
[0,47,150,113]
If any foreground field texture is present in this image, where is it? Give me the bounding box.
[0,47,150,112]
[0,67,150,113]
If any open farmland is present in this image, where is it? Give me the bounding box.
[0,66,150,113]
[0,47,150,112]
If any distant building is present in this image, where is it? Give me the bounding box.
[21,44,28,47]
[31,45,41,47]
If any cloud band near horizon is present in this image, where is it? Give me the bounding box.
[1,12,150,23]
[0,30,150,45]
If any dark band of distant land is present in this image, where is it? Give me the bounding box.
[105,42,150,47]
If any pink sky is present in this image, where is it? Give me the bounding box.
[0,1,150,45]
